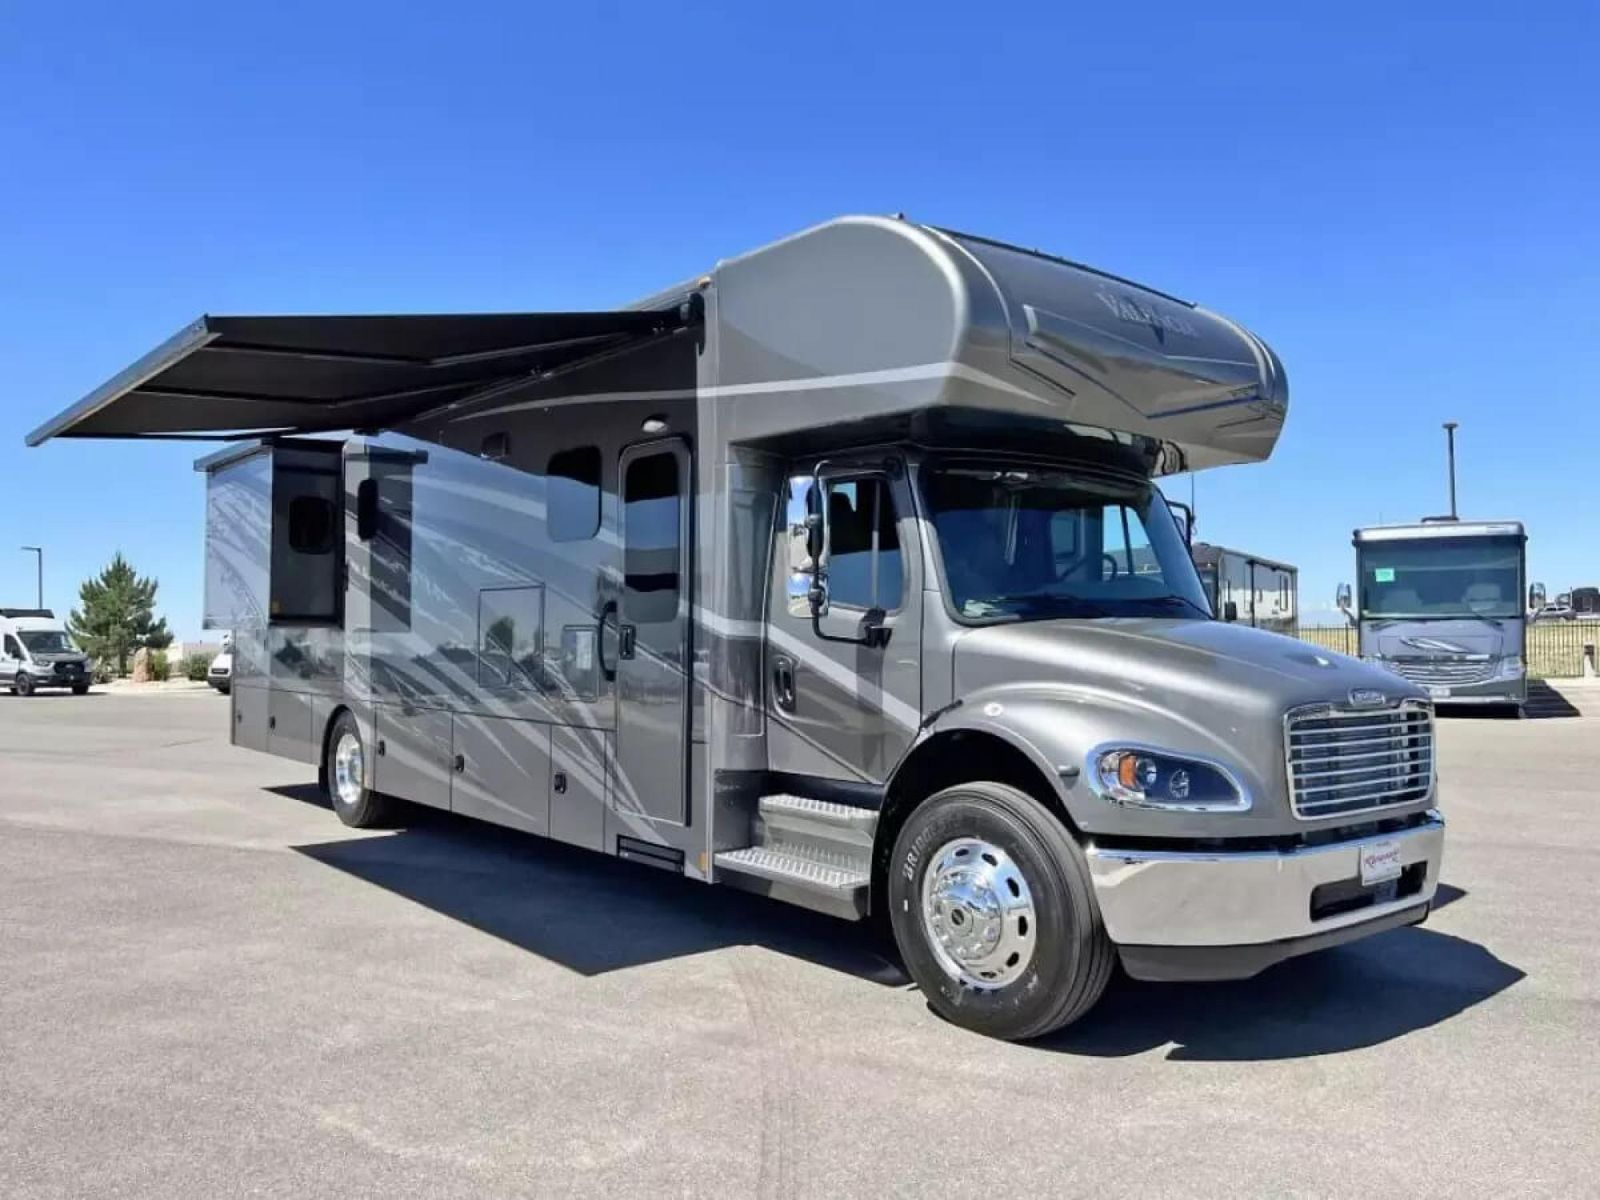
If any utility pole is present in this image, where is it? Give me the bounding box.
[1442,422,1459,520]
[20,546,43,609]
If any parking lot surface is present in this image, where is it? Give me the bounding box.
[2,689,1597,1198]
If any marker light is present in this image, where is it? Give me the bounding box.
[1093,748,1245,811]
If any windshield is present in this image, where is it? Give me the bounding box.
[1357,536,1524,620]
[921,463,1210,622]
[19,630,76,654]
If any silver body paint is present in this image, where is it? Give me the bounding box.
[39,216,1441,973]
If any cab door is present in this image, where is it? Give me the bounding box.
[765,461,923,785]
[612,439,692,826]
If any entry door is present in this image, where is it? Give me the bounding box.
[614,440,692,826]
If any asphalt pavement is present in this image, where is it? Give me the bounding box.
[1,687,1596,1197]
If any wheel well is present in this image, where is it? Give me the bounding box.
[318,704,352,789]
[871,729,1076,915]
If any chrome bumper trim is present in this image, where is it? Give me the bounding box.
[1086,811,1445,947]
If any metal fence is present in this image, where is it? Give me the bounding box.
[1295,622,1600,678]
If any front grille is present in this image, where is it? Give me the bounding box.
[1285,701,1434,820]
[1385,658,1495,686]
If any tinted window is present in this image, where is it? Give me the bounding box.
[624,452,681,623]
[287,495,336,555]
[548,446,602,542]
[922,465,1209,621]
[3,635,21,659]
[825,477,903,610]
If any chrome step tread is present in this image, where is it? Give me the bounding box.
[715,846,869,892]
[758,793,878,830]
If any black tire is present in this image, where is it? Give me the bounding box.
[887,781,1115,1041]
[14,672,35,698]
[71,683,90,695]
[323,711,393,828]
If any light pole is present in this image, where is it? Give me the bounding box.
[20,546,43,609]
[1442,422,1459,520]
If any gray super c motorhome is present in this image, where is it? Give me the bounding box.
[29,217,1445,1040]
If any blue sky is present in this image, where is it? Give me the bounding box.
[2,3,1595,636]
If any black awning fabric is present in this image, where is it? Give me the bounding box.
[26,309,690,445]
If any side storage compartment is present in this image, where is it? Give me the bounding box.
[374,703,452,810]
[549,725,608,852]
[451,715,551,838]
[267,689,316,764]
[231,685,270,754]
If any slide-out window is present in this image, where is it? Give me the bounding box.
[270,454,342,623]
[548,446,601,542]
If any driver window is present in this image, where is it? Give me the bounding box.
[824,477,904,611]
[3,635,21,659]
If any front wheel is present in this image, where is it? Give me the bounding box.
[324,711,394,828]
[14,673,35,698]
[71,683,90,695]
[887,781,1114,1041]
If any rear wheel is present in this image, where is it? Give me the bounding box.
[887,781,1114,1041]
[14,673,35,698]
[324,711,394,828]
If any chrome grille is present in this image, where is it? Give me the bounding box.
[1385,658,1495,686]
[1286,701,1434,820]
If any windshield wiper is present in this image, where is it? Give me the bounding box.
[1133,593,1212,619]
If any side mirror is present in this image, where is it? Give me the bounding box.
[1167,498,1194,547]
[1336,582,1352,612]
[1222,600,1239,623]
[1529,582,1547,612]
[785,475,825,618]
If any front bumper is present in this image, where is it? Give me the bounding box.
[1374,661,1526,705]
[1087,811,1444,981]
[24,668,89,687]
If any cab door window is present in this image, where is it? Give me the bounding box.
[824,477,903,611]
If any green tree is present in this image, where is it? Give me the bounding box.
[67,553,173,677]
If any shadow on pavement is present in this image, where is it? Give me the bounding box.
[1043,899,1521,1062]
[291,803,907,986]
[1523,680,1583,719]
[289,792,1518,1062]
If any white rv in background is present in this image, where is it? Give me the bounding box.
[1192,543,1298,635]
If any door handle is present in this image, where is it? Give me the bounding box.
[618,624,637,661]
[773,655,797,712]
[597,600,619,682]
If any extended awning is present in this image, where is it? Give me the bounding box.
[26,308,693,446]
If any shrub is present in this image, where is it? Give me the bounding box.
[148,650,171,682]
[92,661,117,684]
[183,653,212,682]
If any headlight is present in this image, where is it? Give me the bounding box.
[1501,654,1523,672]
[1092,747,1248,811]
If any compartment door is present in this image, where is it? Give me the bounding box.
[231,685,270,753]
[451,715,551,837]
[374,703,452,810]
[613,440,692,826]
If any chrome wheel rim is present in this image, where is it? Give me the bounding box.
[333,732,364,807]
[920,837,1037,989]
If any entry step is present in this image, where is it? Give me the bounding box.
[715,846,869,892]
[757,793,878,833]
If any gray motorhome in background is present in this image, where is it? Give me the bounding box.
[30,216,1445,1041]
[1338,520,1543,712]
[1191,543,1298,634]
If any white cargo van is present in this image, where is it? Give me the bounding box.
[0,608,93,695]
